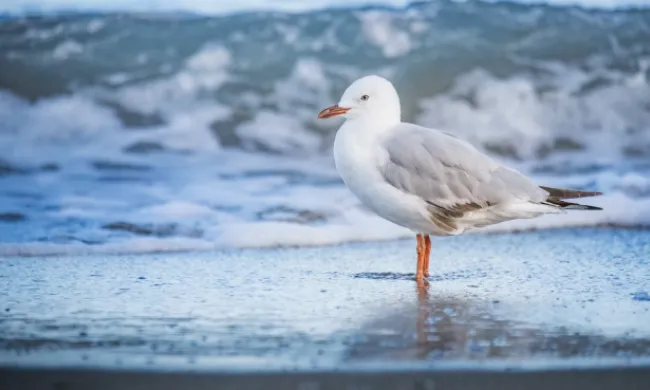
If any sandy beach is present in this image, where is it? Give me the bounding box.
[1,228,649,388]
[2,1,650,388]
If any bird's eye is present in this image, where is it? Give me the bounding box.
[361,95,370,101]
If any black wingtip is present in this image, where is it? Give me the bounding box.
[544,199,603,211]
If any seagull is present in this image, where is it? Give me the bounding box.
[318,75,602,282]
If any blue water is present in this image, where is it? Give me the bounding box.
[1,0,650,255]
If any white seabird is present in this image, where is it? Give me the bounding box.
[318,75,602,282]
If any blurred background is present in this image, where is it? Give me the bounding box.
[1,0,649,255]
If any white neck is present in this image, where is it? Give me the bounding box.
[344,105,401,136]
[336,114,398,153]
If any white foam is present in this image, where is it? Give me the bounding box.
[80,43,233,152]
[105,44,230,115]
[51,39,83,60]
[155,103,226,151]
[104,72,131,85]
[272,58,334,119]
[184,44,231,88]
[0,91,121,161]
[86,18,106,33]
[236,111,322,154]
[232,58,338,153]
[24,24,65,40]
[359,10,412,58]
[417,64,650,161]
[615,173,650,197]
[105,45,230,116]
[2,177,649,257]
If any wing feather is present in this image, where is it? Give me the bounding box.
[380,124,547,223]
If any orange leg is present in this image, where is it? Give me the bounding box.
[416,234,424,282]
[423,235,431,278]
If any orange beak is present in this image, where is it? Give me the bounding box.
[317,105,350,119]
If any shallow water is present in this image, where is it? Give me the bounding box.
[1,228,649,370]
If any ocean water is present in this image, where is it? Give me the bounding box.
[1,0,650,256]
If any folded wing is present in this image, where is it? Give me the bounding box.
[379,124,556,231]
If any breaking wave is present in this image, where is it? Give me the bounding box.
[1,0,650,255]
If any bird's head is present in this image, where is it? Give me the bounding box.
[318,75,401,124]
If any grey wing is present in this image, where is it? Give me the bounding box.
[380,124,548,231]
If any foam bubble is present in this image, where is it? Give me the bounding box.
[0,92,121,161]
[52,39,83,60]
[359,10,412,58]
[236,111,321,154]
[417,64,650,161]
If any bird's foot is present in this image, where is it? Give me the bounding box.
[416,275,429,290]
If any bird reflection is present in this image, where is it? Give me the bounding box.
[346,280,650,362]
[415,278,430,348]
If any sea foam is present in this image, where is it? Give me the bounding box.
[1,1,649,255]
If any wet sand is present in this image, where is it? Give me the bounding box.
[1,228,649,388]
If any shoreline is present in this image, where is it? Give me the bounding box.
[2,225,649,258]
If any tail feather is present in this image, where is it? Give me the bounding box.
[540,185,603,199]
[540,185,603,211]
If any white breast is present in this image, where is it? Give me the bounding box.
[333,123,432,233]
